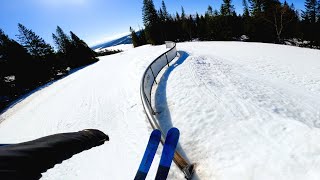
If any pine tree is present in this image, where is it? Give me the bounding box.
[69,31,97,67]
[221,0,235,16]
[249,0,264,16]
[17,23,54,58]
[0,29,32,89]
[243,0,250,17]
[206,5,213,16]
[17,23,55,83]
[180,6,190,40]
[130,27,140,47]
[161,0,169,21]
[52,26,73,72]
[52,26,72,54]
[142,0,161,44]
[318,0,320,22]
[181,6,186,20]
[302,0,318,23]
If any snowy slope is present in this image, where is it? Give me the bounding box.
[0,45,184,180]
[1,41,320,180]
[155,42,320,180]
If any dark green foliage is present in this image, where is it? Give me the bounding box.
[17,24,56,83]
[302,0,318,23]
[52,26,97,68]
[249,0,264,15]
[0,29,31,101]
[130,27,147,47]
[302,0,320,46]
[52,26,72,55]
[142,0,162,44]
[130,27,140,48]
[161,0,170,21]
[95,49,122,56]
[207,6,213,16]
[1,25,99,111]
[69,31,98,67]
[243,0,250,17]
[220,0,235,16]
[134,0,317,48]
[17,24,54,58]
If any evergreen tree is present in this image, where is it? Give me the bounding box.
[243,0,250,17]
[0,29,32,91]
[181,6,186,19]
[69,31,97,67]
[318,0,320,22]
[52,26,72,54]
[53,27,97,68]
[302,0,318,23]
[52,26,73,71]
[130,27,140,47]
[142,0,161,44]
[17,23,54,58]
[17,23,55,83]
[249,0,264,16]
[181,6,189,40]
[161,0,169,21]
[206,5,213,16]
[221,0,235,16]
[301,0,320,45]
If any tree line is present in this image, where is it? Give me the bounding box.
[131,0,320,48]
[0,24,99,110]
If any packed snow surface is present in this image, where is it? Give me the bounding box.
[1,41,320,180]
[155,42,320,180]
[0,45,183,180]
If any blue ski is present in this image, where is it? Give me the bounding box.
[134,129,161,180]
[155,127,180,180]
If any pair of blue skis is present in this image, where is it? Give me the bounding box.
[134,128,180,180]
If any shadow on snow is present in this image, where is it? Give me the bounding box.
[0,62,97,116]
[154,51,200,179]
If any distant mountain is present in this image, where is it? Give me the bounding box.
[91,33,132,50]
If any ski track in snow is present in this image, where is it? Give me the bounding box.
[156,42,320,180]
[0,44,184,180]
[1,41,320,180]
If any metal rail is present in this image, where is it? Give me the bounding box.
[140,42,194,179]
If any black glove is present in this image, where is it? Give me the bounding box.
[0,129,109,180]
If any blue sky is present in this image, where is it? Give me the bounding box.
[0,0,305,46]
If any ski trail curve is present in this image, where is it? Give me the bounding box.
[161,42,320,180]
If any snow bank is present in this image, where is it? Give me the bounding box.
[155,42,320,180]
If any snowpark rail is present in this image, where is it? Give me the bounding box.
[140,42,194,179]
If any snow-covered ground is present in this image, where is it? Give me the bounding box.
[0,44,184,180]
[155,42,320,180]
[1,41,320,180]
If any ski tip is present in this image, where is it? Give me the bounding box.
[167,127,180,136]
[151,129,161,137]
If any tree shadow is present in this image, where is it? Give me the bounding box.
[154,51,200,179]
[0,62,97,115]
